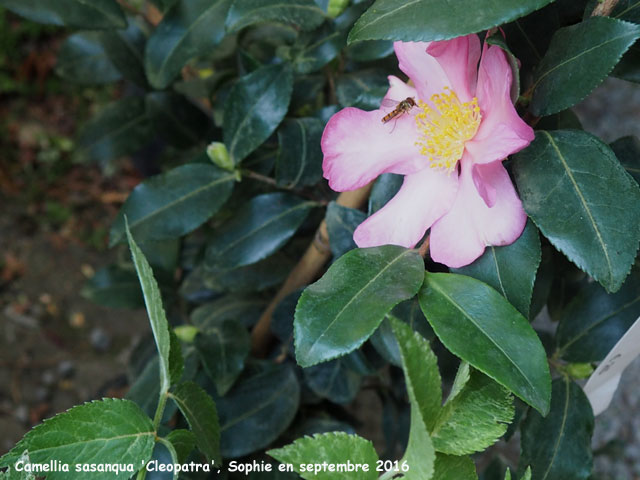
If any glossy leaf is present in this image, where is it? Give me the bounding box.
[225,0,326,32]
[146,92,212,148]
[205,193,314,269]
[325,202,366,259]
[81,265,144,309]
[336,69,387,109]
[513,130,640,293]
[289,24,345,74]
[223,64,293,165]
[195,320,250,395]
[453,221,541,317]
[191,295,265,328]
[170,381,221,464]
[0,399,154,480]
[218,364,300,458]
[0,0,126,28]
[347,0,553,43]
[431,369,514,455]
[530,17,640,116]
[99,19,148,88]
[520,378,594,480]
[201,254,292,294]
[276,118,324,188]
[556,270,640,362]
[432,454,478,480]
[111,163,235,245]
[368,173,403,214]
[419,272,551,415]
[126,222,172,395]
[295,246,424,367]
[268,433,378,480]
[304,357,362,404]
[56,32,121,85]
[75,97,153,164]
[145,0,232,89]
[610,135,640,184]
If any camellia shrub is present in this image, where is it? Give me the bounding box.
[2,0,640,479]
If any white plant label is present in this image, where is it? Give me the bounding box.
[583,316,640,416]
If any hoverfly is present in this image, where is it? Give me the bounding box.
[381,97,416,123]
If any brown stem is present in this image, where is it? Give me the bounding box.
[250,184,374,356]
[591,0,620,16]
[417,236,430,259]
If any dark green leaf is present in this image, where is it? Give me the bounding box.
[170,381,221,464]
[347,40,395,62]
[195,320,250,395]
[144,0,232,89]
[225,0,325,32]
[556,269,640,362]
[205,193,314,269]
[81,265,144,308]
[419,272,551,415]
[56,32,121,84]
[268,433,378,480]
[368,173,403,214]
[433,454,478,480]
[276,118,324,188]
[146,92,212,148]
[0,399,154,480]
[348,0,553,43]
[530,17,640,116]
[295,246,424,367]
[520,378,594,480]
[336,69,387,109]
[165,430,195,464]
[612,42,640,82]
[218,364,300,458]
[0,0,126,28]
[126,222,172,395]
[431,368,514,455]
[191,295,265,328]
[202,254,293,293]
[453,221,541,317]
[224,64,293,165]
[99,19,148,89]
[325,202,366,259]
[289,24,345,74]
[126,356,178,421]
[303,357,362,404]
[513,130,640,292]
[611,0,640,23]
[111,163,235,245]
[610,135,640,184]
[75,97,153,164]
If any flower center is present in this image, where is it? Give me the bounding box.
[414,87,481,172]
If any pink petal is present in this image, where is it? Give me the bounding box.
[464,44,534,165]
[353,167,458,249]
[322,104,425,191]
[430,156,527,268]
[384,75,417,103]
[393,41,450,101]
[426,35,481,102]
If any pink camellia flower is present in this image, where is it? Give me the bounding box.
[321,35,534,268]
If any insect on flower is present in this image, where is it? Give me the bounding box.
[380,97,417,123]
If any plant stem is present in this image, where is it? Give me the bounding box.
[153,391,168,431]
[250,183,374,356]
[591,0,620,16]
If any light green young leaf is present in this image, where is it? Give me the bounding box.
[169,381,221,465]
[268,432,378,480]
[126,220,172,395]
[0,399,155,480]
[432,454,477,480]
[1,451,35,480]
[431,370,514,455]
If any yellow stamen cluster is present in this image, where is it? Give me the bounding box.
[414,87,481,173]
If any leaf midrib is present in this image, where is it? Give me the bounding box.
[429,280,538,397]
[303,250,412,360]
[543,131,614,281]
[540,379,570,480]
